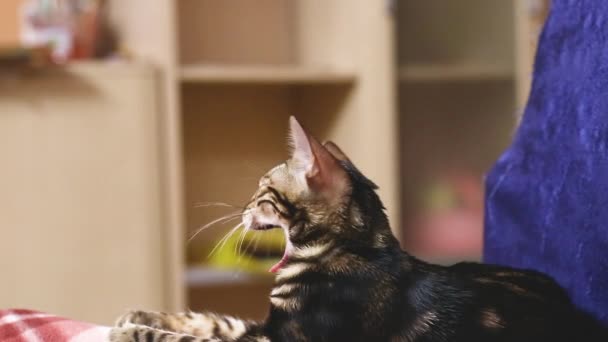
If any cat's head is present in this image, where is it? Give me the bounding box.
[242,117,394,271]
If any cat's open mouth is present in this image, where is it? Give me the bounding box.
[269,226,293,273]
[247,222,290,272]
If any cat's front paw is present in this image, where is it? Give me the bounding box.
[115,310,171,331]
[109,324,221,342]
[108,323,141,342]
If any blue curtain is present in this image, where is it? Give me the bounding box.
[484,0,608,325]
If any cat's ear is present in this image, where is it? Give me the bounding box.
[323,141,351,163]
[288,117,349,197]
[289,116,317,176]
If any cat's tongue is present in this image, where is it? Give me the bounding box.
[269,228,292,273]
[269,252,289,273]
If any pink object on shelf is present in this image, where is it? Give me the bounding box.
[407,170,484,260]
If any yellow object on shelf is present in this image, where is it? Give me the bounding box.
[206,228,285,274]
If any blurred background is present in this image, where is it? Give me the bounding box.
[0,0,549,325]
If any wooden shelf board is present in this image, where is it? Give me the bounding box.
[0,61,156,82]
[399,63,513,82]
[185,266,274,287]
[180,64,357,84]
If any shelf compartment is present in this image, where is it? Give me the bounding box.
[180,64,357,84]
[398,82,516,261]
[399,63,513,82]
[397,0,515,69]
[188,267,274,320]
[178,0,294,65]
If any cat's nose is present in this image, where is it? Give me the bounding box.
[248,216,261,230]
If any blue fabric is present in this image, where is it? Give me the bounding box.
[484,0,608,325]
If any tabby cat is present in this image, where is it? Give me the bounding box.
[110,117,606,342]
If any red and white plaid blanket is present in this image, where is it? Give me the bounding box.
[0,309,110,342]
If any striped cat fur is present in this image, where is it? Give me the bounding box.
[110,117,607,342]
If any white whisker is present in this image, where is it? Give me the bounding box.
[235,226,247,257]
[193,202,243,209]
[253,233,263,255]
[236,227,253,263]
[188,212,242,243]
[208,221,244,258]
[242,230,259,256]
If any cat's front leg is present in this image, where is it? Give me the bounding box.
[116,310,174,331]
[115,310,266,341]
[109,323,220,342]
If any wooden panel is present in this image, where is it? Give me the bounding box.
[109,0,177,67]
[109,0,185,312]
[514,0,551,110]
[294,0,357,68]
[178,0,294,64]
[0,63,166,324]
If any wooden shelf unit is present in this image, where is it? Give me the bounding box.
[0,0,547,324]
[109,0,544,316]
